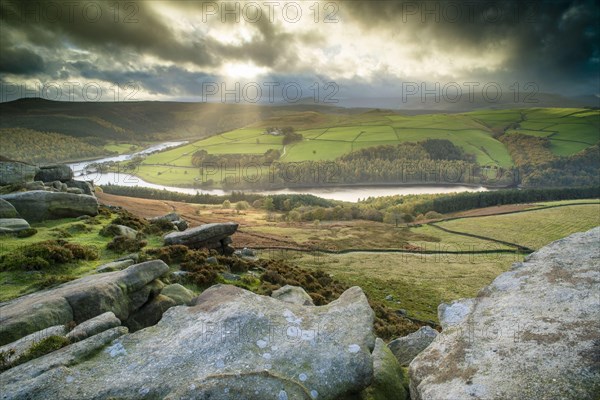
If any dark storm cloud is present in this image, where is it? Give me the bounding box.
[0,46,45,75]
[342,0,600,93]
[0,0,306,70]
[0,0,597,99]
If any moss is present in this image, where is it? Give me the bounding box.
[36,274,77,289]
[0,336,71,372]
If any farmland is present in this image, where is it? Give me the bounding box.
[129,107,599,188]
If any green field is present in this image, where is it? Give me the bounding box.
[506,108,599,156]
[435,203,600,250]
[129,108,599,187]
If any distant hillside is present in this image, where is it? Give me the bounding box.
[0,98,354,142]
[337,92,600,111]
[0,128,111,164]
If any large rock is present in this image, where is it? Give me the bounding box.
[0,218,30,233]
[271,284,315,306]
[0,260,169,346]
[160,283,195,305]
[0,161,38,186]
[163,222,238,250]
[0,198,18,218]
[409,227,600,400]
[34,164,73,183]
[0,190,98,222]
[64,180,94,196]
[388,326,438,367]
[96,259,135,273]
[66,312,121,343]
[360,338,407,400]
[0,285,377,399]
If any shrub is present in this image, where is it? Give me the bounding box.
[235,201,250,211]
[107,236,147,253]
[36,275,76,289]
[0,240,99,271]
[222,200,231,209]
[23,242,74,264]
[143,245,189,264]
[99,224,123,237]
[112,210,148,231]
[63,242,98,260]
[143,219,174,235]
[16,228,37,238]
[424,211,443,220]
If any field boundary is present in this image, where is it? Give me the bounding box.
[421,202,599,253]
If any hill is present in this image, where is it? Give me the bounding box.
[0,98,357,142]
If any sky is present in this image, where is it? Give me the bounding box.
[0,0,598,105]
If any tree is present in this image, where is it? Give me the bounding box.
[236,201,250,211]
[263,197,274,211]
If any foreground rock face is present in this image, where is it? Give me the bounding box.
[164,222,238,252]
[0,260,169,346]
[1,284,377,399]
[409,227,600,400]
[0,190,98,222]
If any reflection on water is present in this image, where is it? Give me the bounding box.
[82,172,487,202]
[70,141,488,202]
[67,141,187,174]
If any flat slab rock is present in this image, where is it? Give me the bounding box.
[409,227,600,400]
[0,284,377,399]
[163,222,238,248]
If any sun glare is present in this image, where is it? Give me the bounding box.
[222,62,268,78]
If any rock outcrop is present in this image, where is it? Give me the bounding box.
[64,179,94,196]
[0,198,18,218]
[388,326,438,367]
[409,227,600,400]
[271,284,315,306]
[0,284,381,399]
[0,161,38,186]
[34,164,73,183]
[0,260,169,346]
[361,338,407,400]
[0,190,98,222]
[0,218,30,233]
[163,222,238,253]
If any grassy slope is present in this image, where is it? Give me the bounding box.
[435,203,600,250]
[0,213,164,302]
